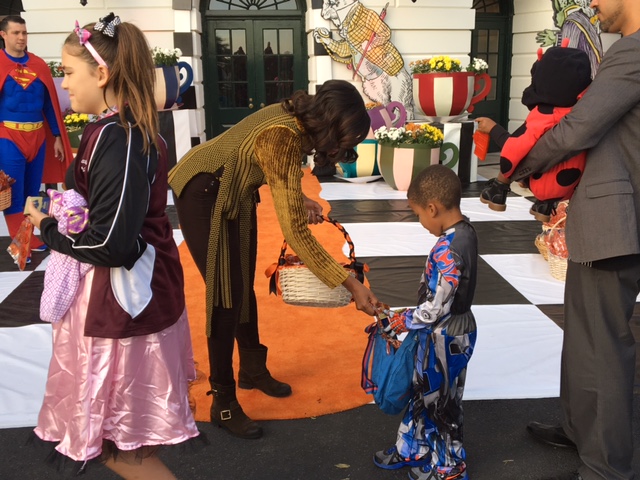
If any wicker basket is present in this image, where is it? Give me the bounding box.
[0,188,10,211]
[535,233,549,261]
[536,212,568,262]
[548,252,567,281]
[279,266,355,307]
[266,216,366,308]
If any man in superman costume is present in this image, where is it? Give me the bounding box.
[0,16,72,251]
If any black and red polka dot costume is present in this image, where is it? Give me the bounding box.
[488,45,592,202]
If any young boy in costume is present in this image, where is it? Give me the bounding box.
[374,164,478,480]
[477,42,592,222]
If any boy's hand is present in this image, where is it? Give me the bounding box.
[475,117,496,134]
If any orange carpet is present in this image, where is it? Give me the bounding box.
[180,169,374,422]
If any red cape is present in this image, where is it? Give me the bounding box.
[0,51,73,184]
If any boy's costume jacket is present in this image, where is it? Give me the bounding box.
[0,51,73,183]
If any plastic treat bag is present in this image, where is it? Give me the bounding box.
[473,130,490,161]
[7,218,33,270]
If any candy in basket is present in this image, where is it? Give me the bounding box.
[0,170,16,211]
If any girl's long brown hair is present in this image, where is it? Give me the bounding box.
[64,20,158,153]
[282,80,370,167]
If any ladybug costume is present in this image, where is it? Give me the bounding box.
[488,45,592,202]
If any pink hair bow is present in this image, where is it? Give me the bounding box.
[74,20,108,68]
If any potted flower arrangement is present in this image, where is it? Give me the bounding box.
[48,61,64,78]
[152,47,185,111]
[410,55,491,118]
[64,110,91,149]
[374,123,444,191]
[151,46,182,67]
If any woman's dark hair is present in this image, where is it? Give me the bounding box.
[282,80,370,167]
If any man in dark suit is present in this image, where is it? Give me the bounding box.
[512,1,639,479]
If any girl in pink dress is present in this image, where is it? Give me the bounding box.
[25,13,201,479]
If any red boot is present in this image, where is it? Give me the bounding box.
[4,212,24,239]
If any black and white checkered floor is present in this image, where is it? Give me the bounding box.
[1,169,638,431]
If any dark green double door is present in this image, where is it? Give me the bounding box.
[204,19,306,138]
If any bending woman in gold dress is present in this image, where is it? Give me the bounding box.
[169,80,379,439]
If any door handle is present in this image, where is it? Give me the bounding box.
[260,103,265,108]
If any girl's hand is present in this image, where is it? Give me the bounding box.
[303,194,324,225]
[25,199,49,230]
[475,117,497,134]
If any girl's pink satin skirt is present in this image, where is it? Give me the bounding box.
[34,268,200,462]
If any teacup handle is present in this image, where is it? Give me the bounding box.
[385,101,407,128]
[178,61,194,95]
[467,73,491,113]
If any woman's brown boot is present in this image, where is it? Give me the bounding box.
[207,380,263,439]
[238,344,292,397]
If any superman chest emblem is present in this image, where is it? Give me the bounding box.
[10,65,38,89]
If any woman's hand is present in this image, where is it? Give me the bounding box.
[303,194,324,225]
[25,199,49,230]
[343,275,379,316]
[475,117,496,134]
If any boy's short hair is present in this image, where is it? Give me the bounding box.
[407,164,461,210]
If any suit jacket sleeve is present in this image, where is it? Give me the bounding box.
[511,35,640,181]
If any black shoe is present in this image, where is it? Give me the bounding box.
[529,199,557,223]
[480,178,510,212]
[526,421,576,448]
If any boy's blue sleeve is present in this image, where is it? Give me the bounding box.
[404,240,460,329]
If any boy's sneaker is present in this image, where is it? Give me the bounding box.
[480,178,510,212]
[373,446,429,470]
[529,199,557,223]
[408,462,467,480]
[31,244,49,252]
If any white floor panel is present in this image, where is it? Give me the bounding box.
[173,229,183,247]
[0,212,8,237]
[34,254,50,272]
[483,253,640,304]
[482,254,566,305]
[320,181,409,201]
[465,304,563,400]
[340,222,435,258]
[462,197,536,222]
[319,182,535,222]
[0,324,52,428]
[0,271,31,303]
